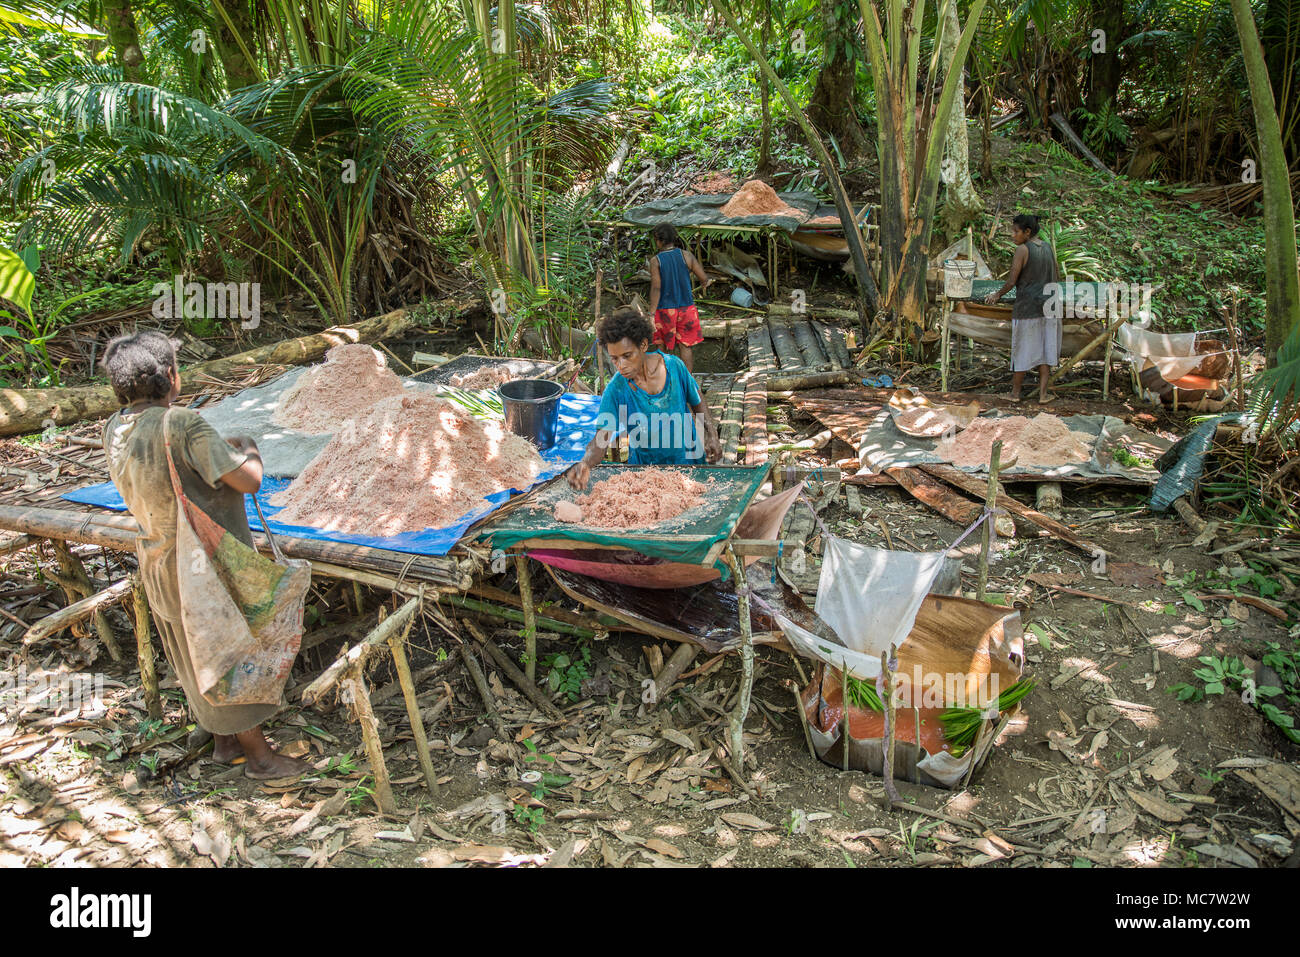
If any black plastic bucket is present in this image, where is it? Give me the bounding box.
[499,378,564,449]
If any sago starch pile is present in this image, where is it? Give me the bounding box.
[556,469,705,528]
[270,393,545,535]
[720,180,805,220]
[272,343,407,434]
[934,413,1093,468]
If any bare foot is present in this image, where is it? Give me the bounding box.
[211,734,243,764]
[1037,394,1057,405]
[1007,392,1023,403]
[243,751,312,781]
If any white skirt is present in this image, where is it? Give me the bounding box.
[1011,316,1062,372]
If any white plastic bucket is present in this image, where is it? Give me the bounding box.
[943,259,977,298]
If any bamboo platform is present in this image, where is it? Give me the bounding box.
[696,372,768,465]
[743,316,852,378]
[0,417,481,594]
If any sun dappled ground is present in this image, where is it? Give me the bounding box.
[2,472,1296,869]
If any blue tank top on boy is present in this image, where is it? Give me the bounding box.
[597,352,703,465]
[655,248,694,310]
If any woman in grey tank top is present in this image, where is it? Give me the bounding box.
[983,213,1061,403]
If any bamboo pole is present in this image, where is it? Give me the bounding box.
[23,577,133,646]
[977,440,1004,602]
[0,533,35,557]
[386,613,440,800]
[0,308,413,436]
[51,541,123,662]
[880,645,901,808]
[462,618,564,721]
[725,545,754,770]
[515,554,538,682]
[343,668,398,817]
[301,594,422,706]
[1050,314,1128,382]
[131,577,162,721]
[440,592,596,640]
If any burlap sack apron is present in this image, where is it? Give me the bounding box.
[164,408,311,706]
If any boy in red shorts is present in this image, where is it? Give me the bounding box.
[647,223,711,373]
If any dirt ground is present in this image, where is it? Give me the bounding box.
[2,454,1296,868]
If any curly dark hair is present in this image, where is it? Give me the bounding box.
[598,306,654,348]
[102,331,179,405]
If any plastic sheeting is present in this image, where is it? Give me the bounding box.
[525,483,803,588]
[853,407,1168,482]
[1116,323,1208,381]
[63,393,604,557]
[476,463,770,571]
[1150,413,1246,512]
[775,535,953,681]
[622,191,821,234]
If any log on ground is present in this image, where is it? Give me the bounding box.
[0,308,413,437]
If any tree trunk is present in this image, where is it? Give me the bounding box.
[1084,0,1126,114]
[807,0,871,162]
[757,0,773,175]
[860,0,987,327]
[711,0,879,323]
[103,0,145,82]
[1262,0,1300,163]
[210,0,262,90]
[0,308,412,436]
[938,0,983,234]
[1231,0,1300,365]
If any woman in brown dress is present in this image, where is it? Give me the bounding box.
[101,331,308,779]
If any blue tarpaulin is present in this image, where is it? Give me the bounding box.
[62,394,602,557]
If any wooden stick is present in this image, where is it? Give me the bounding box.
[1050,314,1128,382]
[786,679,818,761]
[913,708,922,785]
[386,612,440,800]
[840,662,850,772]
[343,668,398,817]
[51,541,123,662]
[1222,297,1245,411]
[880,646,900,808]
[23,577,133,645]
[919,464,1100,555]
[131,577,162,721]
[0,533,35,557]
[440,592,596,640]
[961,714,990,789]
[651,642,699,708]
[725,545,754,770]
[940,297,951,392]
[462,618,565,720]
[459,643,510,746]
[977,440,1003,602]
[1195,591,1289,621]
[301,594,422,706]
[515,554,539,682]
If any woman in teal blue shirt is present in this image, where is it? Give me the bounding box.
[567,307,721,490]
